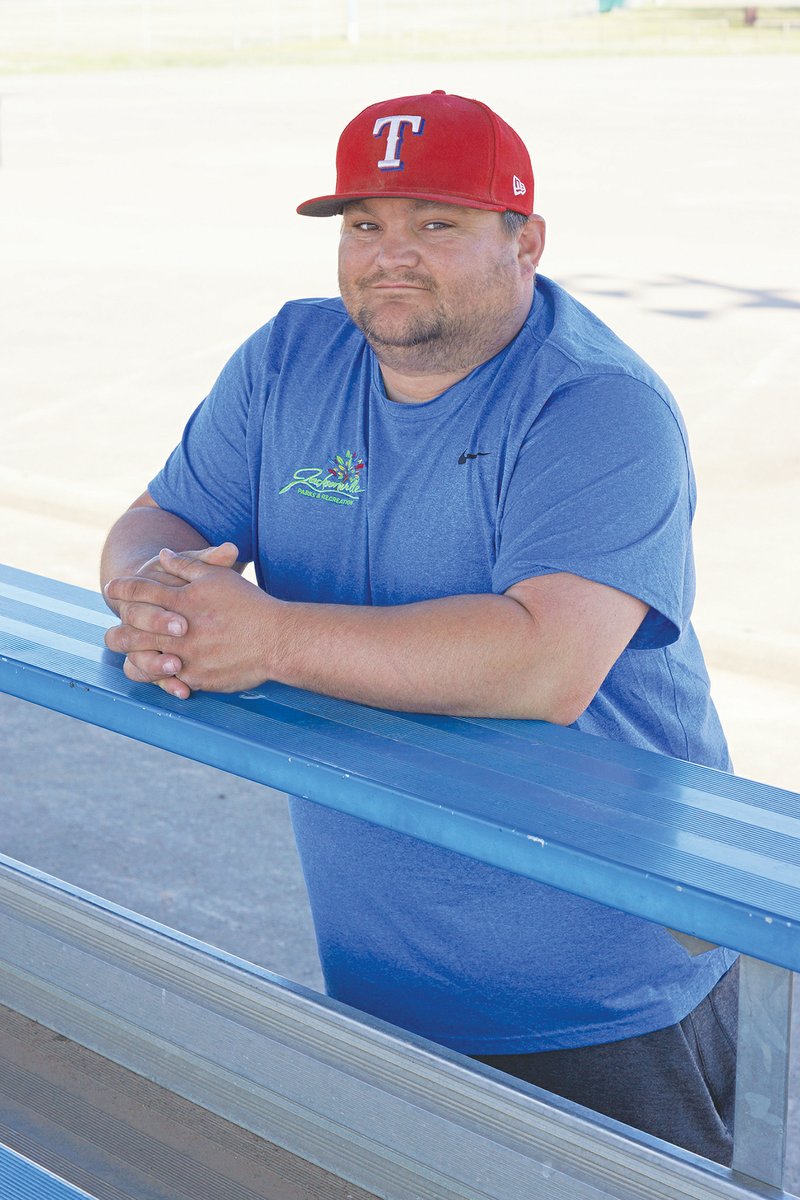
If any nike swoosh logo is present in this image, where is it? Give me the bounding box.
[458,451,491,465]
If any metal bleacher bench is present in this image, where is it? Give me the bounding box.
[0,561,797,1200]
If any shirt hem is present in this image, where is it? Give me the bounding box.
[411,948,738,1056]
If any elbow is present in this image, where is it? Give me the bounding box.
[542,695,590,727]
[550,673,600,725]
[511,678,596,726]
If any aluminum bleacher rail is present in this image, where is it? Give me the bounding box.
[0,562,797,1200]
[0,1143,97,1200]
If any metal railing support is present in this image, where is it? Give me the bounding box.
[733,956,794,1187]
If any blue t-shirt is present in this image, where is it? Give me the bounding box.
[150,277,735,1053]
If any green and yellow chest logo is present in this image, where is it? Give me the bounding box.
[279,450,366,507]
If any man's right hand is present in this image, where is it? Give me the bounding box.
[104,541,240,698]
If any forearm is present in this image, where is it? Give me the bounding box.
[100,502,210,618]
[100,506,208,588]
[269,592,571,721]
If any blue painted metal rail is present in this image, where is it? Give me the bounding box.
[0,1143,96,1199]
[1,562,798,973]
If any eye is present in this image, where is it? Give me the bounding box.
[423,220,453,231]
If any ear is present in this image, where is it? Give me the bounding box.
[518,215,546,276]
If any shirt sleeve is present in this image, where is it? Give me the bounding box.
[148,323,273,563]
[492,374,696,649]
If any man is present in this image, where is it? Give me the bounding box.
[101,91,737,1162]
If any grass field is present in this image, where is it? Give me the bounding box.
[1,3,799,72]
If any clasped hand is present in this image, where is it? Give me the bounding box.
[104,544,275,699]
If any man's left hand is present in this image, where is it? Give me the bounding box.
[104,549,278,698]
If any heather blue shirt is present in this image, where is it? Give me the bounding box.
[150,277,734,1052]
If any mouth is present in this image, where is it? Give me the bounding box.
[369,286,430,300]
[361,274,433,293]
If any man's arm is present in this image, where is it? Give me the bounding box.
[104,551,647,722]
[100,492,213,603]
[260,569,646,723]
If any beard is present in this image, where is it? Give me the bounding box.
[342,270,447,350]
[340,269,513,373]
[352,301,451,351]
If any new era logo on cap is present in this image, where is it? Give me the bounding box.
[297,90,534,219]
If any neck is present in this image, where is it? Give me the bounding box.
[375,284,535,405]
[379,362,472,405]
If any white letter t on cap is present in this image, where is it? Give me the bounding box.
[373,115,424,171]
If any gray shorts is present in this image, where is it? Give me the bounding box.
[476,960,739,1165]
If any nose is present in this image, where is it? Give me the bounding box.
[374,225,420,270]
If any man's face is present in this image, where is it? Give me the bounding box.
[338,197,538,375]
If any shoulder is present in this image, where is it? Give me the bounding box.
[216,299,362,396]
[524,277,690,454]
[271,296,355,338]
[254,297,364,368]
[530,278,667,384]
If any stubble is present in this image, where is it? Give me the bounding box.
[341,265,523,375]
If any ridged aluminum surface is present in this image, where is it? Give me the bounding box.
[0,1143,97,1199]
[0,858,782,1200]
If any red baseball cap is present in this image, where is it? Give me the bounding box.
[297,90,534,218]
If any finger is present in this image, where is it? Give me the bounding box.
[135,556,195,587]
[105,623,179,658]
[105,575,175,609]
[122,655,191,699]
[194,542,240,567]
[123,648,183,679]
[155,676,193,700]
[109,602,187,638]
[142,569,190,589]
[158,547,221,582]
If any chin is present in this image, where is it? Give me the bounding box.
[367,324,441,350]
[356,306,444,349]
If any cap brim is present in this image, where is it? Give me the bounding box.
[296,194,349,217]
[296,190,515,218]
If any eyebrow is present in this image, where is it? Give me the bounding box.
[409,199,459,211]
[343,199,463,215]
